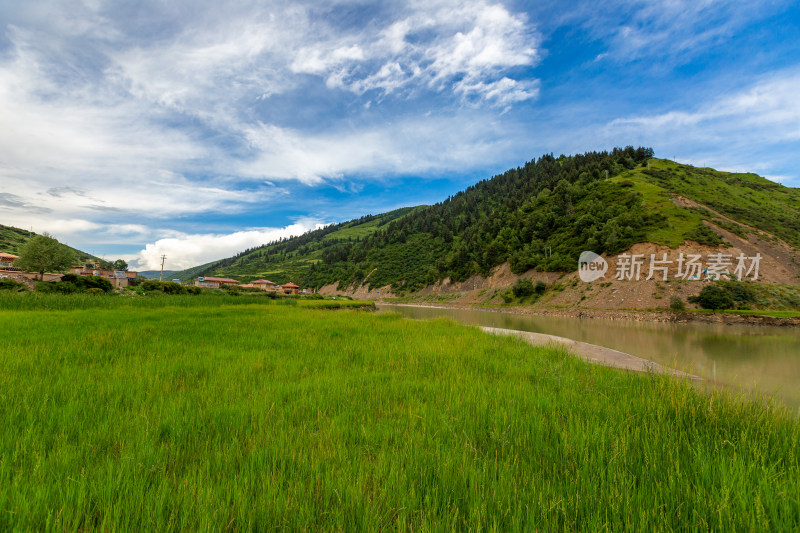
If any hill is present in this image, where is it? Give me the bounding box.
[137,270,180,280]
[176,148,800,296]
[0,224,102,266]
[174,207,418,282]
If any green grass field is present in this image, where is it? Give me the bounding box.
[1,299,798,530]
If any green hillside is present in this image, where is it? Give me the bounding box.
[175,207,418,282]
[631,159,800,246]
[0,224,101,265]
[177,148,800,293]
[0,224,32,254]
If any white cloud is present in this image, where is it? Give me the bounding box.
[564,0,791,66]
[609,70,800,139]
[0,213,102,244]
[291,0,540,105]
[238,112,524,184]
[455,77,539,108]
[0,0,538,219]
[125,219,328,270]
[603,69,800,183]
[108,8,301,113]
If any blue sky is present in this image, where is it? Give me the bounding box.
[1,0,799,269]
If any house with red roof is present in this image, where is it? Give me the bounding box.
[251,279,277,291]
[280,282,300,295]
[0,252,21,273]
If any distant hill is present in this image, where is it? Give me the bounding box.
[175,148,800,294]
[137,270,180,280]
[174,207,418,282]
[0,223,102,265]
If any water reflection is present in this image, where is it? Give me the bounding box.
[378,304,800,406]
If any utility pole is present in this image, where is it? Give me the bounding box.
[159,254,167,281]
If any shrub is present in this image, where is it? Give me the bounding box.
[82,276,114,293]
[140,280,161,291]
[36,281,79,294]
[688,281,758,311]
[141,280,187,295]
[687,223,724,247]
[721,280,756,307]
[60,274,113,293]
[689,284,735,311]
[161,282,187,295]
[512,278,535,298]
[534,280,547,294]
[0,279,28,292]
[669,296,686,311]
[84,288,105,295]
[186,286,202,295]
[500,289,514,303]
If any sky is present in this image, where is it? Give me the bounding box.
[1,0,799,270]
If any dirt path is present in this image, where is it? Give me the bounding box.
[480,326,701,379]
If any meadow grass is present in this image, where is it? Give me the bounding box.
[0,291,373,312]
[1,304,798,531]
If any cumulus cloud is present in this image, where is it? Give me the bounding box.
[125,219,328,270]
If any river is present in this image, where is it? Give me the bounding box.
[377,304,800,406]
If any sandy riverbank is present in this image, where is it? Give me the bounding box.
[480,326,701,379]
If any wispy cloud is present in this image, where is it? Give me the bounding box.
[237,112,525,184]
[568,0,791,65]
[291,0,540,105]
[606,69,800,180]
[0,193,51,213]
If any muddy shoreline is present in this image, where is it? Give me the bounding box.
[480,326,701,379]
[378,301,800,327]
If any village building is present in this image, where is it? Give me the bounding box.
[281,282,300,295]
[68,265,139,288]
[0,252,36,289]
[194,276,239,289]
[0,252,21,273]
[251,279,278,291]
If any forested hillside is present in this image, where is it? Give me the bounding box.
[177,148,800,293]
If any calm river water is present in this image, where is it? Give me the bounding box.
[377,304,800,406]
